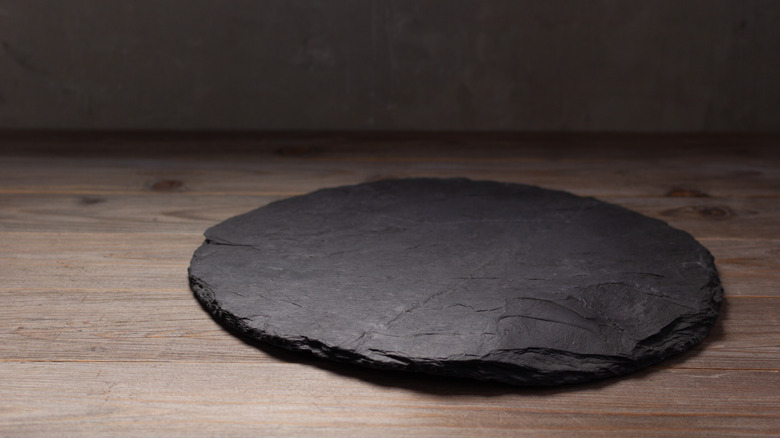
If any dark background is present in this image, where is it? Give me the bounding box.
[1,0,778,132]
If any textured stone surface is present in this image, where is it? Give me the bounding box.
[189,178,723,386]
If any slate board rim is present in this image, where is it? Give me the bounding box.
[188,177,723,386]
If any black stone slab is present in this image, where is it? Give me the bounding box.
[189,178,722,386]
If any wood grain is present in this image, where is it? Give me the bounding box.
[1,232,778,296]
[1,289,778,371]
[2,193,779,238]
[1,143,779,198]
[1,362,778,437]
[1,134,778,437]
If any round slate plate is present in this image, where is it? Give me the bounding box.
[189,178,722,386]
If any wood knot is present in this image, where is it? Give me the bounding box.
[697,205,735,218]
[661,205,737,220]
[666,187,709,198]
[79,196,106,205]
[151,179,184,192]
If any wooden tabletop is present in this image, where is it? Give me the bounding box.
[1,133,778,437]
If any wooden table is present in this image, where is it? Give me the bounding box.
[1,133,778,437]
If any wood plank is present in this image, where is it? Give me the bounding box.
[1,232,778,296]
[609,197,780,240]
[1,283,778,370]
[702,237,780,297]
[0,194,263,234]
[1,148,779,198]
[1,191,778,239]
[1,135,778,436]
[1,362,778,437]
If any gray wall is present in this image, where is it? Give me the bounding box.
[1,1,778,131]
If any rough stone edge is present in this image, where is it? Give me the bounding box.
[188,178,725,386]
[188,259,722,386]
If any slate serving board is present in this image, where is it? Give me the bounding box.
[189,178,722,386]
